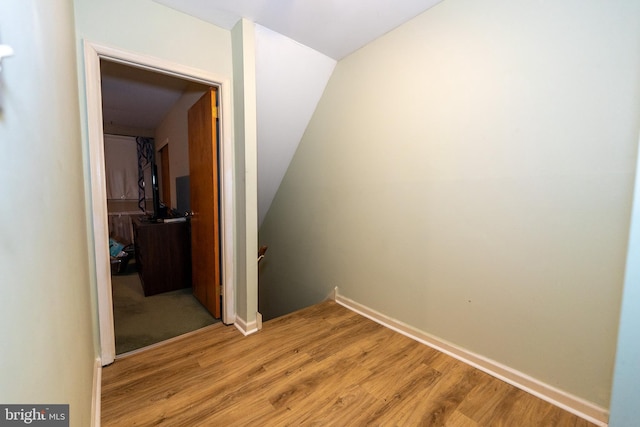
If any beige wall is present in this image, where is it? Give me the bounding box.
[0,1,96,425]
[155,85,207,209]
[74,0,232,76]
[259,0,640,408]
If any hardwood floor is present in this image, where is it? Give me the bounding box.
[101,301,596,426]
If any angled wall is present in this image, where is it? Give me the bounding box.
[255,25,336,226]
[258,0,640,411]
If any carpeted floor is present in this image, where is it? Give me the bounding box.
[111,260,218,354]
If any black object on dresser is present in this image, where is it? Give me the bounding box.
[132,217,192,296]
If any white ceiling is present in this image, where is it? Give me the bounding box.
[154,0,443,60]
[100,60,194,133]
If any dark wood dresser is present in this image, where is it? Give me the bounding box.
[132,217,192,296]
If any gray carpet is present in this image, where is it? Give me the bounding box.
[111,260,218,354]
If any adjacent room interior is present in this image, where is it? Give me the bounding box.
[100,60,220,354]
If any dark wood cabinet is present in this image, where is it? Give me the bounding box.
[133,217,192,296]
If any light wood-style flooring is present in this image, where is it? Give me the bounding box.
[101,300,596,426]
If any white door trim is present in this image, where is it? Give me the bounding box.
[83,41,236,366]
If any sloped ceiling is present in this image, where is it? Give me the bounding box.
[154,0,443,60]
[102,1,444,225]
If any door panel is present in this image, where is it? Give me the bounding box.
[188,88,221,318]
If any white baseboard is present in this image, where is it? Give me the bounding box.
[235,315,260,336]
[91,357,102,427]
[333,289,608,427]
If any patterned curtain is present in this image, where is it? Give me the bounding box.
[136,137,155,212]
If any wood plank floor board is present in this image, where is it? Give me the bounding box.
[265,350,373,413]
[382,362,488,426]
[306,316,386,362]
[301,385,383,427]
[102,323,228,386]
[101,300,598,426]
[447,410,482,427]
[358,363,447,425]
[455,375,521,425]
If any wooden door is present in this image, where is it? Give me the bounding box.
[188,88,221,318]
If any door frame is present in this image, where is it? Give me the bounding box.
[83,41,236,366]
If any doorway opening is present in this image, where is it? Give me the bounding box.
[102,60,218,355]
[84,42,235,366]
